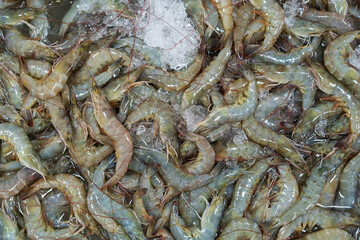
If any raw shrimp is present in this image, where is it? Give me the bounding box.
[217,218,262,240]
[248,0,285,54]
[20,40,89,100]
[297,228,354,240]
[0,65,26,110]
[178,131,215,174]
[286,18,328,39]
[328,0,348,16]
[181,38,232,109]
[194,79,258,133]
[140,166,162,220]
[324,31,360,96]
[210,0,233,44]
[0,123,48,176]
[213,139,266,161]
[277,207,358,239]
[170,187,226,240]
[243,115,308,173]
[141,53,204,92]
[21,194,85,240]
[69,94,114,167]
[233,3,253,57]
[26,0,49,41]
[183,0,206,36]
[0,105,27,128]
[87,156,145,240]
[134,147,224,192]
[222,158,270,226]
[4,28,58,61]
[0,208,21,239]
[42,190,70,229]
[0,167,39,199]
[125,98,179,157]
[91,87,133,189]
[0,8,44,26]
[133,188,154,228]
[243,16,266,45]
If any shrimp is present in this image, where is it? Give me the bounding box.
[217,218,262,240]
[335,151,360,208]
[20,40,89,100]
[243,16,266,46]
[87,156,145,240]
[213,139,266,162]
[276,207,358,240]
[26,0,49,41]
[301,8,352,33]
[69,94,114,167]
[42,190,70,229]
[178,131,215,174]
[324,31,360,97]
[134,147,224,192]
[251,63,317,111]
[170,187,226,240]
[183,0,206,36]
[133,188,154,228]
[310,59,360,148]
[0,207,22,239]
[254,37,321,65]
[23,174,98,233]
[0,105,27,128]
[102,66,145,102]
[328,0,348,16]
[193,79,258,133]
[181,37,232,109]
[210,0,233,44]
[0,167,39,199]
[0,52,52,79]
[248,0,285,55]
[261,148,349,235]
[125,98,178,157]
[266,164,299,219]
[0,8,44,26]
[4,28,59,61]
[297,228,354,240]
[21,194,86,240]
[179,163,250,227]
[0,0,21,9]
[233,3,253,57]
[141,53,204,92]
[0,123,48,176]
[243,115,308,173]
[222,158,270,226]
[91,87,133,189]
[0,65,26,110]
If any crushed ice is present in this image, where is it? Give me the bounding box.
[182,105,208,132]
[349,45,360,71]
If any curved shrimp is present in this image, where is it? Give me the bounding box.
[243,16,266,46]
[0,123,48,176]
[193,79,258,133]
[134,147,224,192]
[243,115,308,173]
[26,0,49,41]
[222,158,270,226]
[170,187,226,240]
[178,131,215,174]
[20,40,90,100]
[181,37,232,109]
[141,53,204,92]
[0,105,27,128]
[21,194,85,240]
[233,3,253,57]
[248,0,284,55]
[4,28,58,61]
[276,207,358,240]
[0,207,21,239]
[324,31,360,96]
[0,167,39,199]
[0,65,26,110]
[297,228,354,240]
[125,98,179,158]
[210,0,233,44]
[183,0,206,36]
[91,87,133,189]
[133,188,154,229]
[42,190,70,229]
[87,156,145,240]
[217,217,262,240]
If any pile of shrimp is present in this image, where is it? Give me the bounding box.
[0,0,360,239]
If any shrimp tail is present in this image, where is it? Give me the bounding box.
[260,218,281,238]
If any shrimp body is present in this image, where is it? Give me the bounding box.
[125,99,178,157]
[210,0,233,44]
[0,8,44,26]
[26,0,49,41]
[21,41,89,100]
[298,228,354,240]
[213,140,265,161]
[217,218,262,240]
[91,87,133,189]
[243,115,308,173]
[0,66,25,110]
[324,31,360,96]
[0,208,21,239]
[141,53,204,92]
[181,38,232,109]
[233,3,253,56]
[248,0,285,54]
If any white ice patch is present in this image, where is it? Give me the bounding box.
[314,119,327,138]
[283,0,304,27]
[232,129,248,145]
[136,0,201,70]
[349,45,360,71]
[182,105,208,132]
